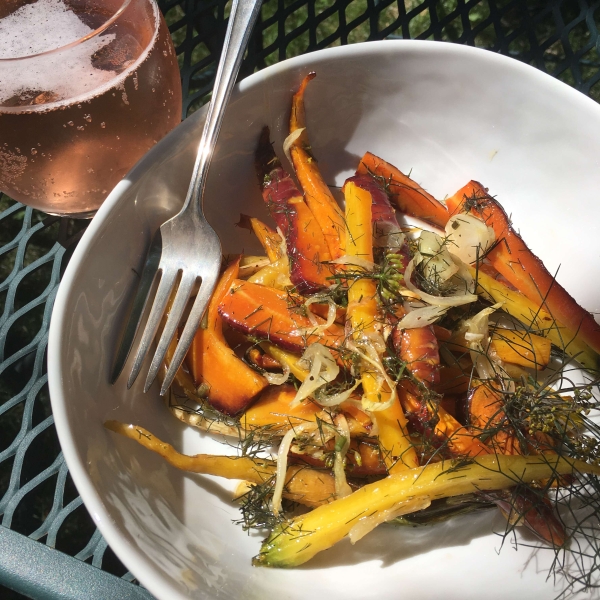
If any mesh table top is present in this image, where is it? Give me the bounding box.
[0,1,599,598]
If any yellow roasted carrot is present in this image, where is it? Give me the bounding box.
[471,267,599,370]
[104,420,336,508]
[260,342,308,381]
[490,328,551,369]
[344,180,418,472]
[289,73,346,259]
[254,453,600,567]
[249,217,283,262]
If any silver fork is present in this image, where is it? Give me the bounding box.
[111,0,263,395]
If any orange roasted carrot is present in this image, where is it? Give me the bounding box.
[466,382,566,546]
[242,385,321,428]
[397,382,488,458]
[446,181,600,357]
[397,326,441,386]
[218,279,345,354]
[289,73,346,259]
[188,258,268,415]
[468,384,520,455]
[356,151,448,228]
[391,319,490,458]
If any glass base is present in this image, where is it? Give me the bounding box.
[46,209,97,219]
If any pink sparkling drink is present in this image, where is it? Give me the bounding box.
[0,0,182,217]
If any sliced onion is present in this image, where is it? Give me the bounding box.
[283,128,305,165]
[315,379,361,407]
[445,213,495,265]
[397,305,448,329]
[263,362,291,385]
[291,343,339,406]
[349,497,432,544]
[450,254,476,294]
[404,254,478,307]
[463,303,502,381]
[347,338,397,412]
[271,423,315,516]
[333,414,352,498]
[291,296,337,336]
[418,231,459,284]
[330,255,376,271]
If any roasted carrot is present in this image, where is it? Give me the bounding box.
[187,258,268,416]
[241,384,322,428]
[447,181,600,358]
[289,73,346,258]
[344,178,418,472]
[255,126,333,293]
[356,151,449,227]
[397,326,440,386]
[289,437,387,478]
[105,421,336,508]
[218,279,345,354]
[250,217,283,262]
[489,328,551,369]
[390,318,489,458]
[345,174,405,248]
[468,383,520,455]
[472,265,599,370]
[467,383,566,546]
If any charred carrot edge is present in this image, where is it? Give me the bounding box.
[289,73,346,258]
[356,151,449,228]
[344,180,418,472]
[447,181,600,357]
[255,126,333,293]
[397,382,488,458]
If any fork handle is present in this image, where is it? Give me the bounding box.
[181,0,263,217]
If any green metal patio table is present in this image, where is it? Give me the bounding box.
[0,0,598,597]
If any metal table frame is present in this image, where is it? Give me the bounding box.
[0,0,598,598]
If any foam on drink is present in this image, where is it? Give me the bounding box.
[0,0,95,58]
[0,0,117,105]
[0,0,181,216]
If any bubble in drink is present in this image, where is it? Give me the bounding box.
[0,0,182,216]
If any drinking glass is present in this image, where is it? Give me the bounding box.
[0,0,182,217]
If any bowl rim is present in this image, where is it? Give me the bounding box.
[47,38,600,598]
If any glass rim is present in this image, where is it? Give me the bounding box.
[0,0,133,62]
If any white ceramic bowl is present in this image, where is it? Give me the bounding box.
[48,41,600,600]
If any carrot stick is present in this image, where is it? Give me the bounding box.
[471,263,599,371]
[188,258,267,415]
[104,420,335,508]
[344,179,418,472]
[255,126,333,293]
[447,181,600,358]
[218,279,345,354]
[356,151,448,228]
[250,217,283,262]
[289,73,346,259]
